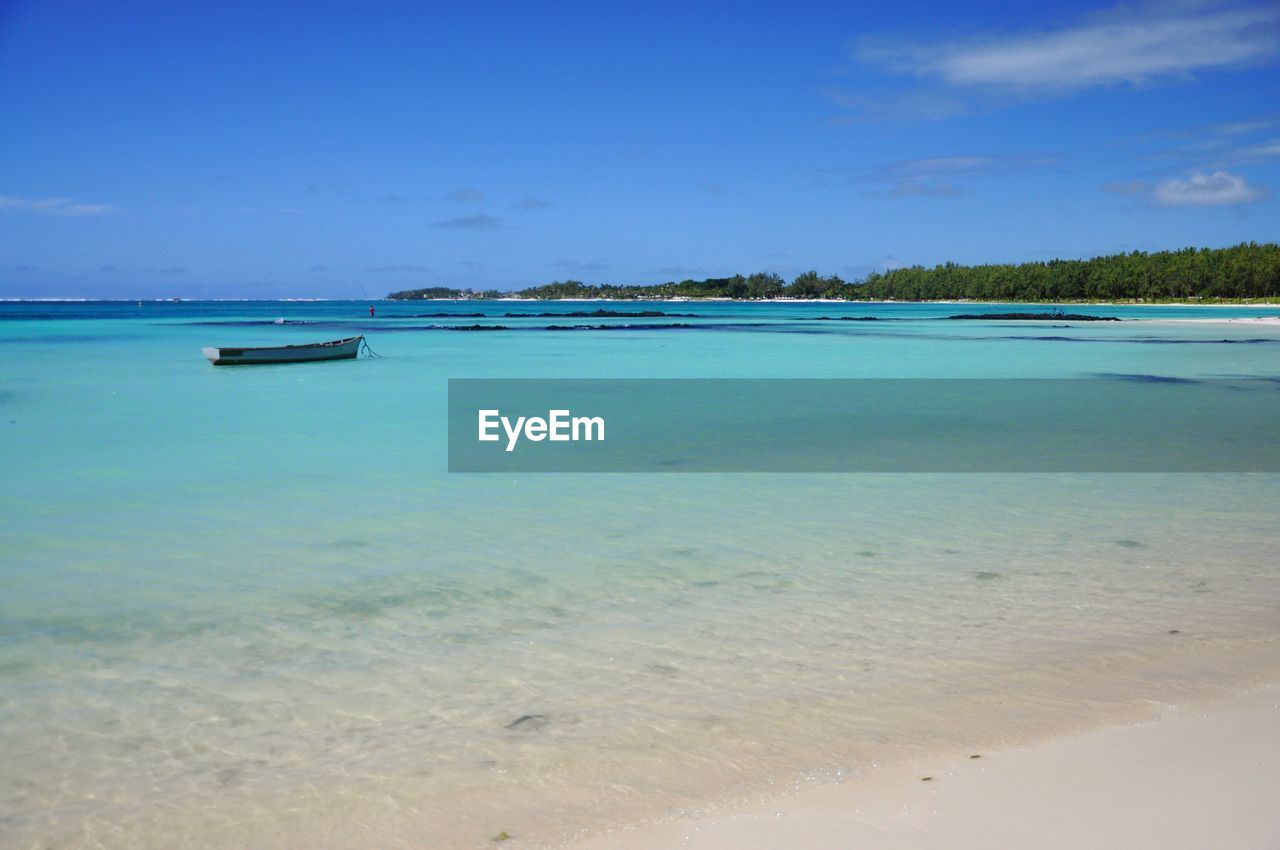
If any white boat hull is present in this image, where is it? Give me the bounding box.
[202,335,363,365]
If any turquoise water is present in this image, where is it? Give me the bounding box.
[3,300,1280,849]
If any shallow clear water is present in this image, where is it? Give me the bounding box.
[3,300,1280,849]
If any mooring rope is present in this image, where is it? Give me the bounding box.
[360,338,383,358]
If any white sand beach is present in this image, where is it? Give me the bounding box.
[575,683,1280,850]
[1151,316,1280,326]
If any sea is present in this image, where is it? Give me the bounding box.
[3,299,1279,849]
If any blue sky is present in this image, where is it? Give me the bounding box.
[1,0,1277,298]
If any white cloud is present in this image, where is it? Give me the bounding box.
[845,1,1280,116]
[445,187,485,203]
[1152,170,1264,205]
[0,195,117,216]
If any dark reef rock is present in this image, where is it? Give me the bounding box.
[543,323,696,331]
[947,312,1120,321]
[504,309,697,318]
[505,714,550,731]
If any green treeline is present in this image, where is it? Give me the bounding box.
[385,285,506,300]
[386,243,1280,302]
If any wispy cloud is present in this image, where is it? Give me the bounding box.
[445,187,485,203]
[362,264,432,273]
[435,214,505,230]
[98,265,189,274]
[701,183,726,196]
[548,259,611,272]
[827,152,1061,197]
[885,179,969,198]
[232,206,308,215]
[1133,113,1280,168]
[1104,169,1267,206]
[514,195,551,210]
[836,1,1280,119]
[1103,179,1151,195]
[873,153,1060,179]
[863,4,1278,90]
[0,195,118,216]
[824,86,970,122]
[1174,115,1280,144]
[308,264,331,273]
[1228,138,1280,164]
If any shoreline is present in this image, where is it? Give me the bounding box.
[1148,315,1280,325]
[573,681,1280,850]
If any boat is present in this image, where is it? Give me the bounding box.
[202,335,364,365]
